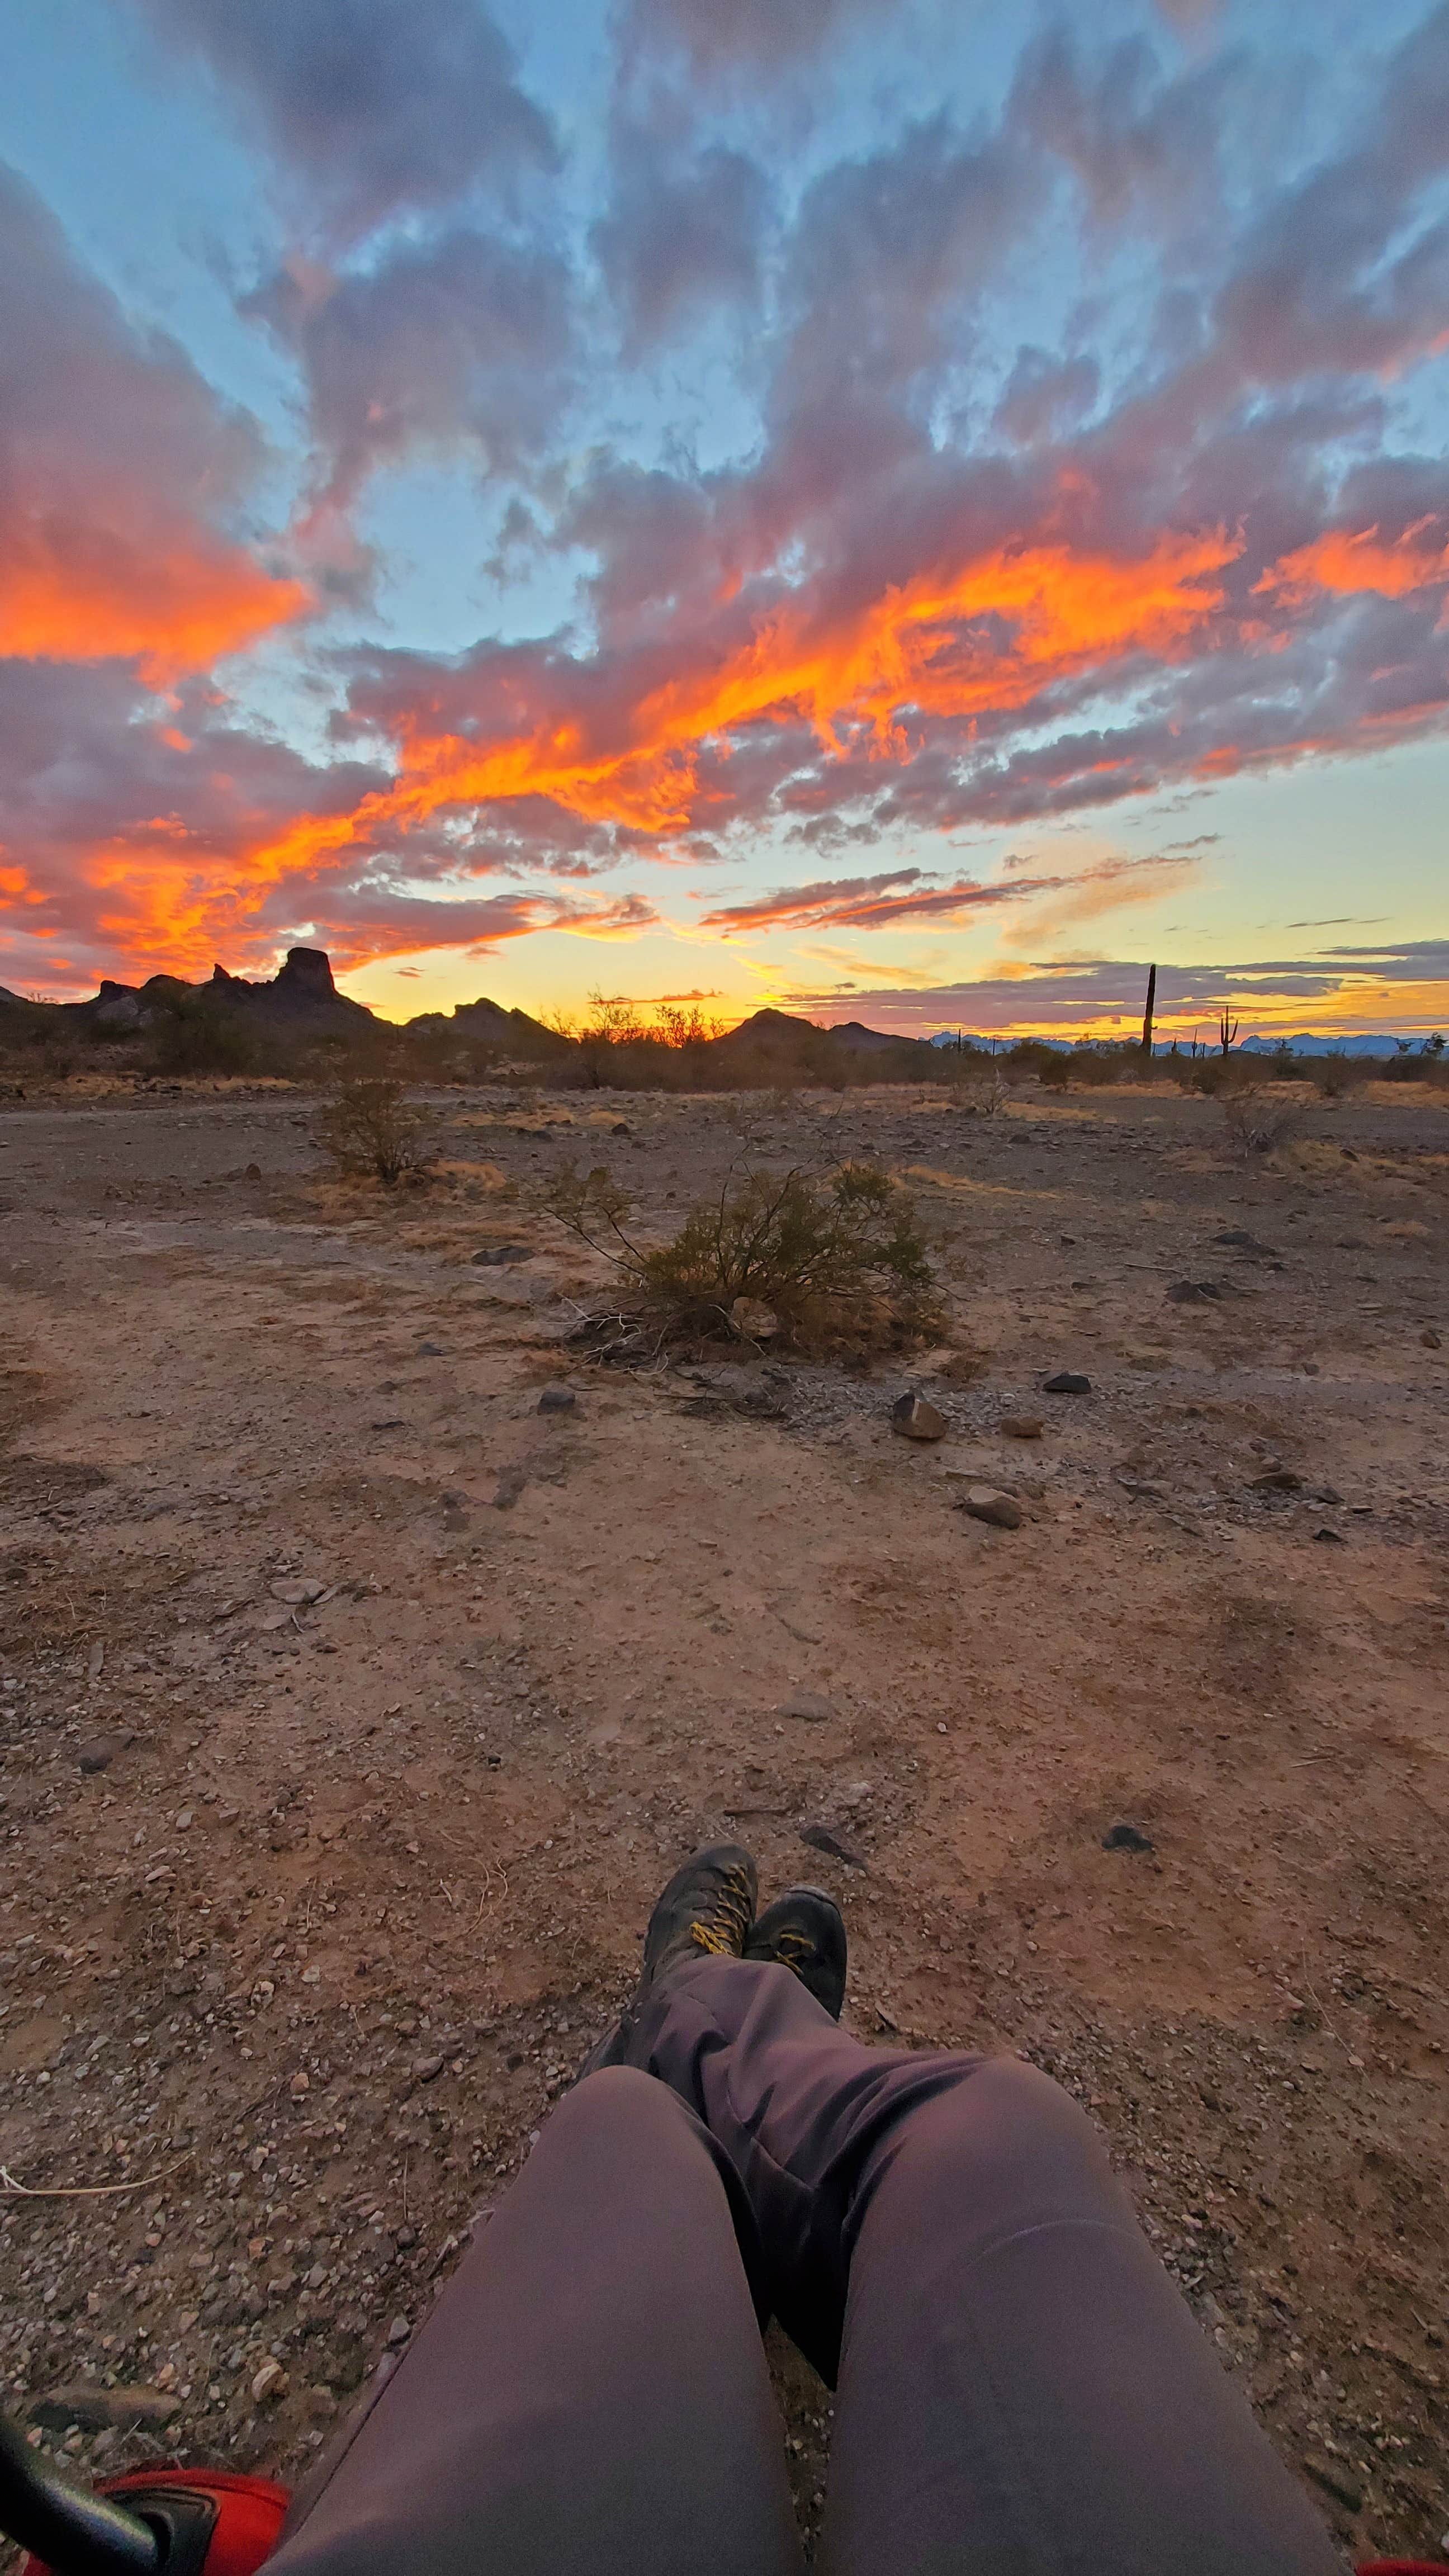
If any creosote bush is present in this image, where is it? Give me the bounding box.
[314,1079,435,1186]
[1219,1082,1300,1160]
[546,1156,938,1353]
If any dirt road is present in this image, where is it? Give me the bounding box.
[2,1078,1446,2558]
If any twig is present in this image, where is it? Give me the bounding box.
[1,2154,189,2199]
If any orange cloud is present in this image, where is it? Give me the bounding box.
[1256,518,1449,610]
[243,523,1238,902]
[2,533,309,683]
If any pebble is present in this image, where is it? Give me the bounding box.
[799,1821,866,1869]
[1102,1822,1153,1853]
[473,1245,532,1266]
[1043,1371,1090,1394]
[958,1487,1022,1530]
[891,1392,946,1441]
[386,2315,411,2347]
[1422,1326,1442,1349]
[776,1692,834,1722]
[1166,1279,1223,1304]
[251,2360,287,2405]
[999,1415,1044,1439]
[412,2054,444,2082]
[536,1386,576,1414]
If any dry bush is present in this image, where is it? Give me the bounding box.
[314,1079,435,1186]
[1219,1082,1300,1160]
[546,1156,938,1353]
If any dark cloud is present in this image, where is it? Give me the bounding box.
[591,136,770,357]
[134,0,557,244]
[620,0,883,85]
[697,851,1201,935]
[0,161,304,675]
[244,226,576,511]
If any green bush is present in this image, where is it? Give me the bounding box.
[314,1079,435,1186]
[546,1157,937,1353]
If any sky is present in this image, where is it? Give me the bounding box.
[1,0,1447,1041]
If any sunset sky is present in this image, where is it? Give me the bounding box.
[2,0,1447,1039]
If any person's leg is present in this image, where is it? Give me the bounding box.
[624,1956,1341,2576]
[269,2066,803,2576]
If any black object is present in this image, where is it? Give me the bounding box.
[745,1887,848,2018]
[0,2408,160,2576]
[1043,1371,1091,1394]
[1102,1822,1154,1853]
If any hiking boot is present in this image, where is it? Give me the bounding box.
[745,1886,847,2019]
[576,1844,759,2079]
[644,1841,759,1980]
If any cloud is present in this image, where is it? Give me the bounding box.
[245,226,576,513]
[697,849,1201,935]
[619,0,883,86]
[0,163,306,679]
[591,136,770,357]
[134,0,558,246]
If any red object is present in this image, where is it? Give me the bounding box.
[20,2469,289,2576]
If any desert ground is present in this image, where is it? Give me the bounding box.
[1,1072,1446,2561]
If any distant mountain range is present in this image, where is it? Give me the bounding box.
[2,954,1437,1063]
[928,1029,1443,1057]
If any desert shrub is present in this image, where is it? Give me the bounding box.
[1311,1055,1357,1098]
[1219,1083,1299,1159]
[546,1156,937,1353]
[146,996,261,1077]
[314,1079,435,1186]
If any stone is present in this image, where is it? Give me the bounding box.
[271,1579,325,1606]
[799,1821,866,1868]
[77,1736,125,1775]
[251,2360,287,2405]
[958,1487,1022,1530]
[776,1692,834,1722]
[892,1392,946,1441]
[30,2387,179,2435]
[1301,2455,1363,2515]
[416,1341,446,1358]
[386,2314,411,2347]
[244,1162,262,1182]
[1166,1278,1223,1303]
[1313,1527,1346,1545]
[412,2054,444,2082]
[473,1245,532,1266]
[494,1464,527,1509]
[536,1386,576,1413]
[1043,1371,1090,1394]
[1251,1466,1303,1493]
[1102,1822,1153,1853]
[999,1415,1044,1439]
[730,1296,780,1340]
[1422,1326,1442,1349]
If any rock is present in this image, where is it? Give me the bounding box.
[1043,1371,1090,1394]
[799,1821,866,1868]
[416,1341,446,1357]
[412,2054,444,2082]
[77,1736,126,1775]
[494,1464,527,1509]
[30,2387,179,2435]
[1301,2454,1363,2515]
[892,1392,946,1441]
[1212,1229,1276,1254]
[1251,1466,1304,1493]
[252,2360,288,2405]
[290,2070,310,2097]
[1166,1278,1223,1303]
[612,1121,632,1135]
[1422,1326,1442,1349]
[386,2314,411,2347]
[1102,1821,1153,1853]
[1000,1415,1044,1439]
[244,1162,262,1182]
[271,1579,325,1606]
[1313,1526,1346,1544]
[536,1385,576,1413]
[958,1487,1022,1530]
[730,1296,780,1341]
[472,1245,532,1266]
[776,1692,834,1722]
